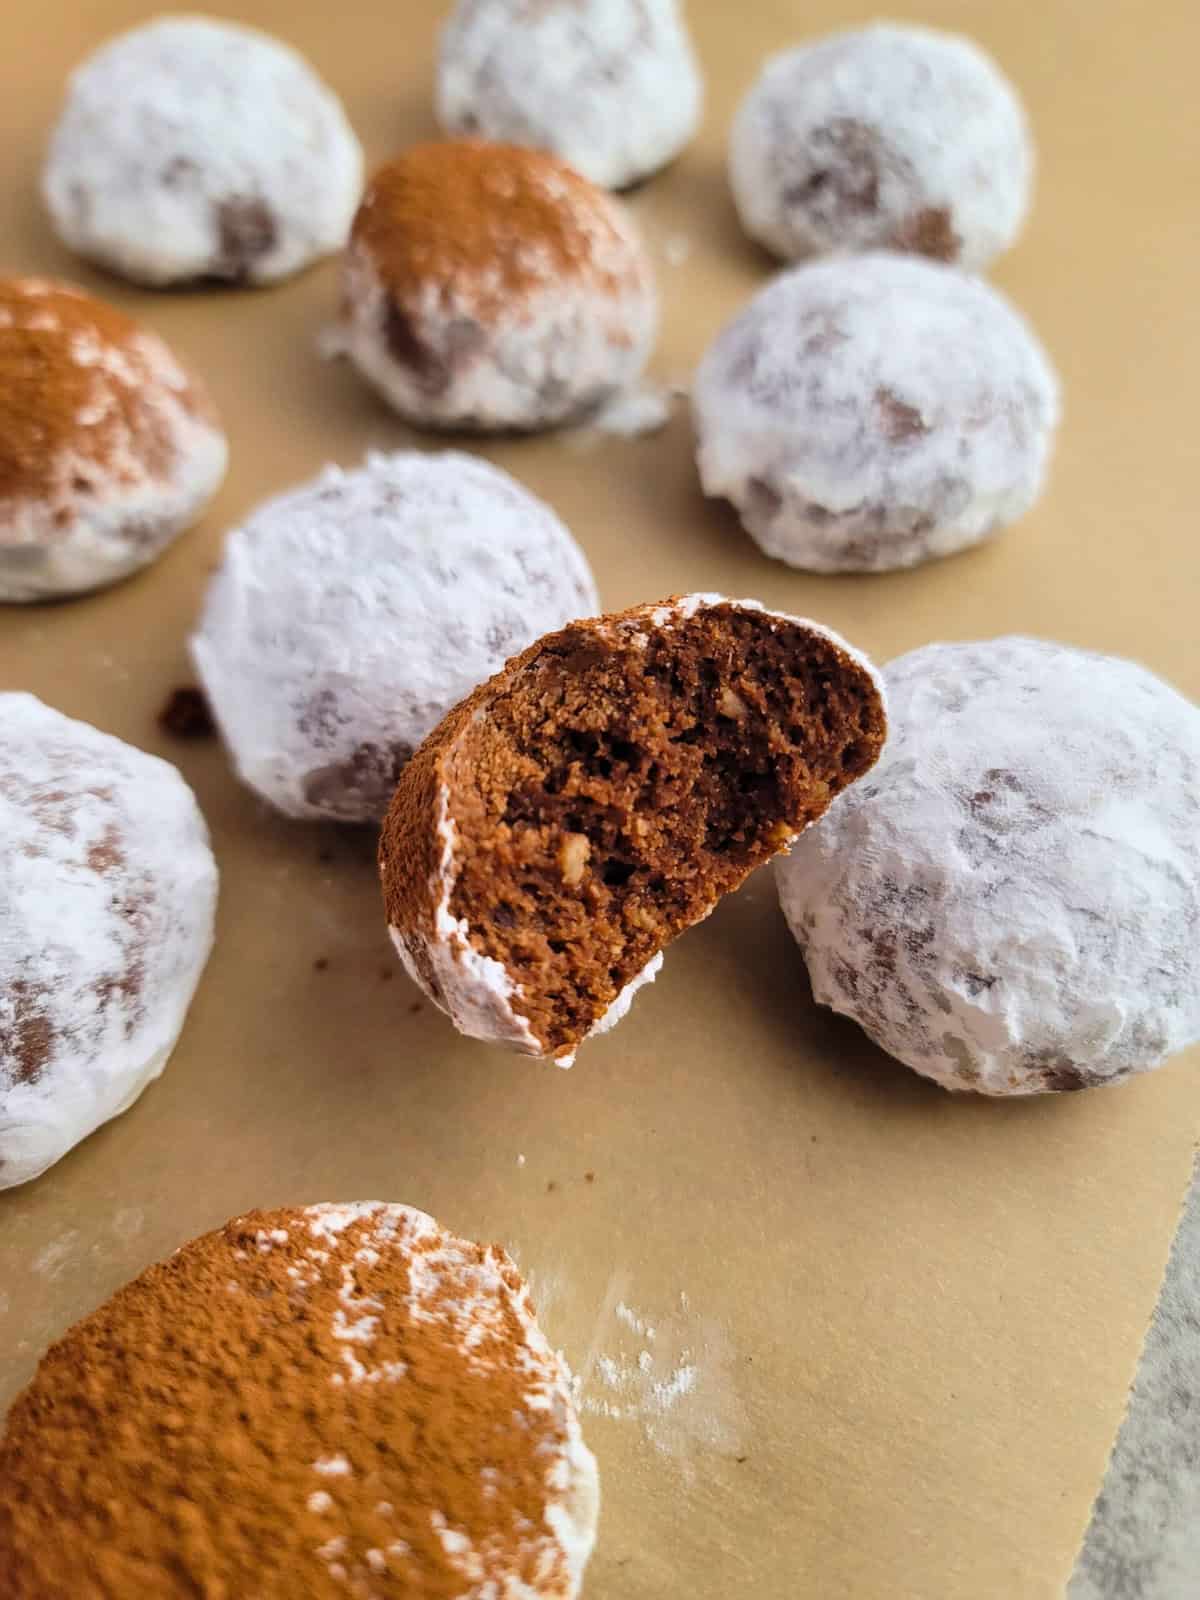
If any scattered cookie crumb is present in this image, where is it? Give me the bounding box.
[585,1171,596,1184]
[408,1001,423,1015]
[313,957,329,972]
[547,1181,558,1194]
[158,686,216,740]
[379,967,394,982]
[517,1154,526,1167]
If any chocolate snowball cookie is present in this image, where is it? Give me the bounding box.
[0,695,217,1188]
[338,141,657,431]
[693,253,1060,573]
[0,277,227,602]
[191,452,598,822]
[381,595,886,1064]
[43,16,363,286]
[0,1203,599,1598]
[776,638,1200,1096]
[730,23,1032,269]
[437,0,703,190]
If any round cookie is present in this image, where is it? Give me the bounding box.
[776,638,1200,1096]
[0,695,217,1188]
[338,141,658,431]
[0,277,227,602]
[191,451,599,822]
[381,595,886,1065]
[693,253,1060,573]
[0,1202,599,1597]
[43,15,363,287]
[437,0,703,190]
[730,23,1032,270]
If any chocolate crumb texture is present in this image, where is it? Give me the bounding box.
[381,594,886,1063]
[158,685,216,740]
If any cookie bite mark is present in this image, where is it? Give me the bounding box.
[381,595,886,1062]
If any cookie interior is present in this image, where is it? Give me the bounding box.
[442,602,886,1057]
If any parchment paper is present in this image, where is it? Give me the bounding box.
[2,2,1198,1595]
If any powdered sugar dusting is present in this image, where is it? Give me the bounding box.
[438,0,702,189]
[778,637,1200,1094]
[190,450,597,822]
[574,1281,745,1471]
[271,1202,598,1592]
[341,218,657,431]
[43,16,363,287]
[0,282,228,601]
[694,254,1059,573]
[730,22,1031,270]
[0,695,217,1190]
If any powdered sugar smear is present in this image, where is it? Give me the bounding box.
[572,1275,745,1472]
[589,382,676,437]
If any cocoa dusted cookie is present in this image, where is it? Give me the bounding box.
[191,452,598,822]
[0,1202,599,1598]
[693,253,1059,574]
[43,16,363,287]
[380,595,886,1064]
[730,23,1032,270]
[338,141,658,432]
[437,0,703,190]
[0,277,227,602]
[0,695,217,1189]
[776,638,1200,1095]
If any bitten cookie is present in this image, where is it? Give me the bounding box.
[693,253,1059,573]
[0,1202,599,1598]
[191,452,598,822]
[0,277,227,601]
[338,141,657,431]
[437,0,703,189]
[776,638,1200,1095]
[43,15,363,286]
[0,695,217,1188]
[730,23,1031,270]
[381,595,886,1064]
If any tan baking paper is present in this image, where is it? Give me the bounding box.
[1,2,1198,1595]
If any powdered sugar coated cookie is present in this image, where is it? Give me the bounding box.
[777,638,1200,1095]
[338,142,657,432]
[191,452,598,822]
[693,253,1059,573]
[0,695,217,1188]
[730,23,1031,270]
[43,16,363,286]
[0,277,227,601]
[437,0,702,189]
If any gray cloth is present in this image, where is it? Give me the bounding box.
[1070,1160,1200,1598]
